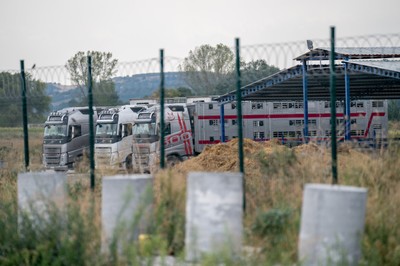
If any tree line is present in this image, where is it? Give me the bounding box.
[0,44,280,127]
[1,44,399,127]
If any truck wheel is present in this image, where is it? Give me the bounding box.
[71,155,82,171]
[126,155,133,174]
[166,155,181,168]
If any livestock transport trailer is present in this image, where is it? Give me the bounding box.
[194,100,388,149]
[131,99,388,173]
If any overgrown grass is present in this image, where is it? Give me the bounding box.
[389,121,400,138]
[1,126,400,265]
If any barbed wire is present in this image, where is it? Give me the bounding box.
[0,33,399,102]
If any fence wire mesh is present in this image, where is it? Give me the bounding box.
[0,32,399,168]
[1,32,400,266]
[0,33,399,113]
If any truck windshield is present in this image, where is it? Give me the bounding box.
[96,123,118,138]
[44,124,67,138]
[132,122,156,136]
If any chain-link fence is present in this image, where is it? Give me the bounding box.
[2,31,400,265]
[1,32,400,174]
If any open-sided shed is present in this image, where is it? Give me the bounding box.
[216,47,400,140]
[218,48,400,103]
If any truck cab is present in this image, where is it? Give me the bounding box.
[43,107,98,170]
[95,105,146,172]
[132,104,194,173]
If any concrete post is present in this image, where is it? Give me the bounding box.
[18,171,68,226]
[101,174,153,252]
[299,184,368,266]
[185,172,243,262]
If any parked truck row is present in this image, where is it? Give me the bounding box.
[42,98,388,172]
[42,104,147,171]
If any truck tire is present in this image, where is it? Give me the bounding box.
[166,155,181,168]
[126,155,133,174]
[72,155,83,171]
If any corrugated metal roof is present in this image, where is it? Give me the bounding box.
[294,47,400,61]
[347,59,400,72]
[217,59,400,103]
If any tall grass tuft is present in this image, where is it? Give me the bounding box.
[1,125,400,264]
[0,175,103,265]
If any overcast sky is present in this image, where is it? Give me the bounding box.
[1,0,399,70]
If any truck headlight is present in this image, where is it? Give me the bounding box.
[111,152,119,164]
[60,153,68,165]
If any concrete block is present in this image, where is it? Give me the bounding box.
[18,171,68,226]
[101,174,153,251]
[185,172,243,262]
[299,183,368,266]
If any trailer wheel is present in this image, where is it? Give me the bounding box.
[166,155,181,168]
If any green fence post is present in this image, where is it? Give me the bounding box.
[160,49,165,169]
[87,56,95,190]
[235,38,245,211]
[330,27,338,185]
[20,60,29,171]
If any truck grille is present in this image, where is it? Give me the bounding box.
[134,146,150,166]
[44,147,61,166]
[95,147,112,165]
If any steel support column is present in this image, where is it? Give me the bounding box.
[302,60,309,143]
[235,38,245,212]
[160,49,165,169]
[87,56,95,190]
[220,104,226,143]
[344,59,351,141]
[20,60,29,171]
[330,26,338,184]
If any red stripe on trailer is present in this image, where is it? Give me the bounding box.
[198,140,222,145]
[198,113,367,120]
[198,136,370,144]
[198,115,237,120]
[364,112,386,137]
[196,112,385,145]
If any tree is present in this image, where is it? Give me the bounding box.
[388,100,400,121]
[241,60,280,86]
[0,72,51,126]
[94,80,120,106]
[65,51,120,106]
[181,45,280,96]
[181,44,234,96]
[148,87,194,99]
[213,59,280,94]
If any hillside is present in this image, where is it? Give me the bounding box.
[46,72,189,110]
[114,72,189,101]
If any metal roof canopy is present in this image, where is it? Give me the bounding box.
[217,47,400,103]
[294,47,400,61]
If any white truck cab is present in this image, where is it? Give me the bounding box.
[43,107,99,170]
[95,105,146,172]
[131,103,194,173]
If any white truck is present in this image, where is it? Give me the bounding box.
[132,103,195,173]
[43,107,100,170]
[131,99,388,173]
[95,105,146,172]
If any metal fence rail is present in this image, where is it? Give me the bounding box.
[0,31,399,187]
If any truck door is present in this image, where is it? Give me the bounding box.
[68,124,84,162]
[119,123,133,164]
